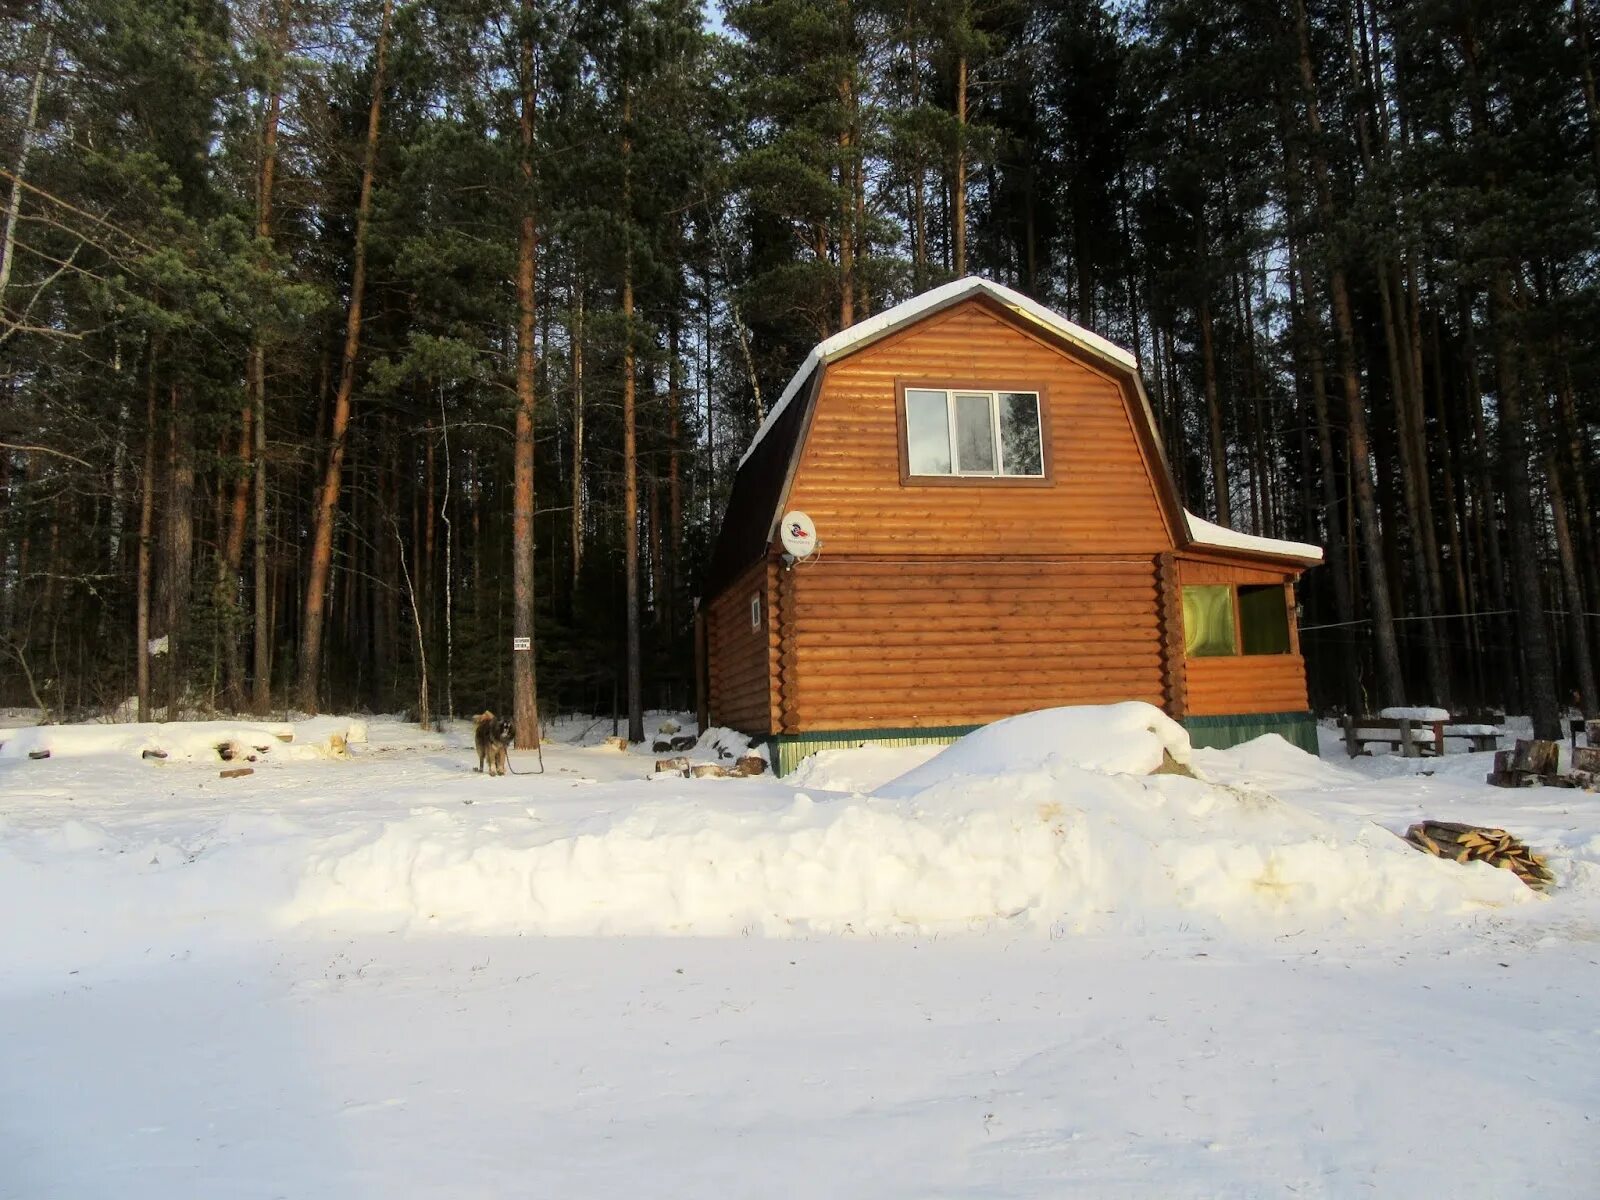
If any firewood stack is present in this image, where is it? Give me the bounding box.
[1403,821,1554,891]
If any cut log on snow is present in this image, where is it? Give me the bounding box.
[668,735,697,752]
[220,767,254,779]
[1402,821,1553,890]
[654,757,690,776]
[1574,745,1600,775]
[1509,739,1559,775]
[141,748,168,760]
[27,749,49,760]
[732,754,768,777]
[651,739,671,753]
[690,763,733,779]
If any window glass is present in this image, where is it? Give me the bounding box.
[1183,585,1237,657]
[954,393,996,473]
[905,389,951,475]
[1239,584,1291,654]
[998,392,1043,476]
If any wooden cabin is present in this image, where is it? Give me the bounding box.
[696,277,1322,776]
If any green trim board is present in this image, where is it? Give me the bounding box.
[759,712,1318,776]
[760,725,980,777]
[1181,711,1319,755]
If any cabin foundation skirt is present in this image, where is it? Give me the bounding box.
[1180,711,1319,756]
[761,725,981,778]
[761,712,1319,775]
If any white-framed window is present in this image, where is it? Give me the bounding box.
[750,594,761,631]
[903,387,1045,478]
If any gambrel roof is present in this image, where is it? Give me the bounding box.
[705,277,1320,596]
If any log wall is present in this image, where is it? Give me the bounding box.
[775,556,1165,732]
[706,555,776,734]
[1183,655,1310,716]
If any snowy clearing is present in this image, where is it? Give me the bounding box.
[2,706,1598,1197]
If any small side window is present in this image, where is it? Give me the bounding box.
[750,594,761,631]
[1182,585,1236,657]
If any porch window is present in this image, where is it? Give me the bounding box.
[1182,585,1237,657]
[1239,584,1291,655]
[1182,583,1294,658]
[902,386,1045,480]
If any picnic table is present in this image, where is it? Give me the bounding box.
[1341,709,1503,758]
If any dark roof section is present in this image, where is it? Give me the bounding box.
[702,364,818,597]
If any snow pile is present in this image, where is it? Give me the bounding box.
[0,720,297,761]
[276,705,1525,937]
[882,702,1191,794]
[1190,733,1364,792]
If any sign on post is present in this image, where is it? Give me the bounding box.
[512,637,531,652]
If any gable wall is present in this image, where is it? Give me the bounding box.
[781,299,1173,556]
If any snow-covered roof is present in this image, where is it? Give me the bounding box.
[738,276,1137,468]
[1184,511,1324,564]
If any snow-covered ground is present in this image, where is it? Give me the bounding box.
[2,707,1597,1197]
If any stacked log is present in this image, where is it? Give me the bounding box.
[1403,821,1554,891]
[656,752,769,780]
[1489,739,1563,787]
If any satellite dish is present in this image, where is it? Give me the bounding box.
[780,510,818,559]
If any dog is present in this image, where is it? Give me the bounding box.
[474,711,515,776]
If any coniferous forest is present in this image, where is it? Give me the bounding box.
[2,0,1598,741]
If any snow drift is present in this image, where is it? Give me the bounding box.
[0,705,1535,956]
[283,704,1527,936]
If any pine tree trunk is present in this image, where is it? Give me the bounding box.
[649,472,663,629]
[158,385,194,717]
[1293,0,1405,706]
[1286,215,1361,712]
[837,42,855,330]
[1197,292,1230,527]
[1457,20,1561,737]
[622,85,644,743]
[251,0,290,716]
[667,311,682,635]
[1487,276,1561,737]
[136,344,158,722]
[953,51,967,277]
[570,280,584,600]
[1572,0,1600,178]
[295,0,392,714]
[1534,389,1599,713]
[0,28,49,308]
[1376,258,1450,708]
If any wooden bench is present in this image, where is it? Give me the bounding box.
[1342,714,1503,758]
